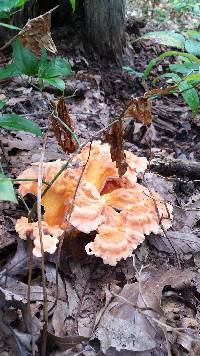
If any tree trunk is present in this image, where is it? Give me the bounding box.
[84,0,126,64]
[0,0,127,64]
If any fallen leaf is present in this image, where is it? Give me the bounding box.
[2,239,39,276]
[0,275,55,303]
[149,197,200,257]
[6,96,27,106]
[93,267,195,353]
[52,300,69,337]
[0,308,26,355]
[149,231,200,255]
[65,279,80,316]
[48,332,88,352]
[144,172,176,204]
[45,262,66,301]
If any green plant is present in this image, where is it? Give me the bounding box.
[0,95,43,203]
[0,3,73,203]
[0,39,71,91]
[124,30,200,116]
[0,0,30,29]
[0,40,72,203]
[143,30,200,116]
[0,172,18,203]
[169,0,200,15]
[0,38,71,204]
[69,0,76,12]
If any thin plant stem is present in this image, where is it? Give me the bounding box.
[37,136,48,356]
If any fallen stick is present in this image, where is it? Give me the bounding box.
[150,156,200,180]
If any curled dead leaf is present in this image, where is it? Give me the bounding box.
[106,119,127,177]
[125,96,152,125]
[18,7,58,56]
[51,97,77,153]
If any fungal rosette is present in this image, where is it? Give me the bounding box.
[16,141,172,265]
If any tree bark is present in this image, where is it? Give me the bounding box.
[84,0,126,64]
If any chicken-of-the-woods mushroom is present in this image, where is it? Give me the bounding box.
[16,141,172,265]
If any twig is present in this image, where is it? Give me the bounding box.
[14,178,51,186]
[37,135,48,356]
[27,237,34,354]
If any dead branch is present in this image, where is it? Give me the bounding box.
[150,156,200,180]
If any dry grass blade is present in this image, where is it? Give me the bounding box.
[106,119,127,177]
[51,97,78,153]
[18,6,58,56]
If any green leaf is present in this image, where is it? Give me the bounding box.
[169,62,199,75]
[159,72,181,82]
[0,175,17,203]
[0,0,29,17]
[0,98,8,110]
[0,114,43,136]
[0,21,21,30]
[45,78,65,92]
[69,0,76,12]
[178,81,199,117]
[141,31,185,49]
[184,73,200,82]
[187,30,200,41]
[0,62,19,80]
[122,66,143,77]
[39,57,71,79]
[144,50,200,80]
[185,40,200,56]
[12,39,39,75]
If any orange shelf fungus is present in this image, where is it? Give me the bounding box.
[85,206,145,266]
[16,141,172,265]
[69,182,106,234]
[15,217,62,257]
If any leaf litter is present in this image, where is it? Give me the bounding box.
[1,6,200,356]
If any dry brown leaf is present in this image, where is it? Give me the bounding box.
[147,85,177,97]
[18,7,58,56]
[125,97,152,125]
[106,119,127,177]
[51,97,77,153]
[94,267,196,353]
[125,84,178,125]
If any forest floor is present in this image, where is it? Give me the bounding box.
[0,5,200,356]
